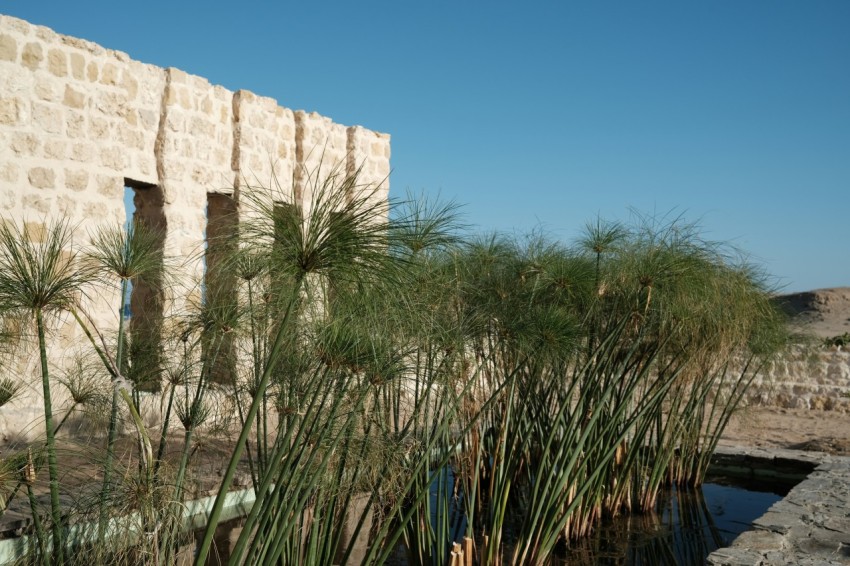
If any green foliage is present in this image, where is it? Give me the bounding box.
[0,219,97,564]
[0,220,90,314]
[824,332,850,348]
[86,222,164,285]
[0,177,786,565]
[0,377,22,408]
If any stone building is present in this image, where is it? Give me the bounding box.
[0,14,390,438]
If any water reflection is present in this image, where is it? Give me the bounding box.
[561,480,785,565]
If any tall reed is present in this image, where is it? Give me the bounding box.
[86,222,164,541]
[0,220,93,564]
[0,188,786,566]
[195,161,396,564]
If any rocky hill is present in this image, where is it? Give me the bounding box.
[775,287,850,340]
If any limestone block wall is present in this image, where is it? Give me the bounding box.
[347,125,391,211]
[232,90,296,200]
[746,346,850,411]
[294,111,349,214]
[0,14,390,439]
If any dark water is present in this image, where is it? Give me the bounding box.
[560,477,788,565]
[389,470,791,564]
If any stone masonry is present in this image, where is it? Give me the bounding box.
[0,14,390,439]
[746,346,850,412]
[708,447,850,565]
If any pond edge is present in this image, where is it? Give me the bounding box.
[708,446,850,565]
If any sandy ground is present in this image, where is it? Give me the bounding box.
[720,406,850,455]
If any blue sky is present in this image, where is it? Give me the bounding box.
[5,2,848,292]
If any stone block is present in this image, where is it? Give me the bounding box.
[180,88,194,111]
[117,127,145,150]
[69,51,85,79]
[44,139,67,159]
[0,34,16,61]
[0,163,20,183]
[96,175,122,198]
[100,62,120,85]
[798,532,845,555]
[707,547,767,566]
[94,90,128,116]
[100,146,126,170]
[190,116,215,137]
[21,42,43,70]
[732,529,785,551]
[55,195,77,215]
[64,169,89,191]
[35,77,61,102]
[0,188,16,210]
[47,48,67,77]
[136,155,156,178]
[165,111,185,132]
[70,142,94,162]
[89,116,110,139]
[10,132,39,156]
[63,85,85,109]
[32,102,64,134]
[139,109,157,128]
[200,95,213,115]
[86,60,98,82]
[23,194,51,214]
[0,98,23,126]
[122,74,138,99]
[66,111,85,138]
[28,167,55,189]
[168,66,190,85]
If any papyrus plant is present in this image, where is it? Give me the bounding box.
[85,222,164,542]
[0,220,93,564]
[195,161,395,564]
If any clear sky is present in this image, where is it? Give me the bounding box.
[4,2,848,292]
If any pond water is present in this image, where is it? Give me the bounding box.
[387,471,793,565]
[560,475,790,565]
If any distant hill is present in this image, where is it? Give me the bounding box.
[775,287,850,339]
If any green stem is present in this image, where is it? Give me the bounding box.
[154,337,186,481]
[0,401,79,522]
[153,383,177,480]
[158,425,194,566]
[53,403,77,435]
[194,274,303,566]
[247,280,270,476]
[232,384,259,493]
[26,483,47,565]
[36,308,64,565]
[98,279,128,542]
[69,308,117,379]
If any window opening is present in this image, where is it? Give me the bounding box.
[125,178,166,392]
[123,186,134,320]
[205,193,238,384]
